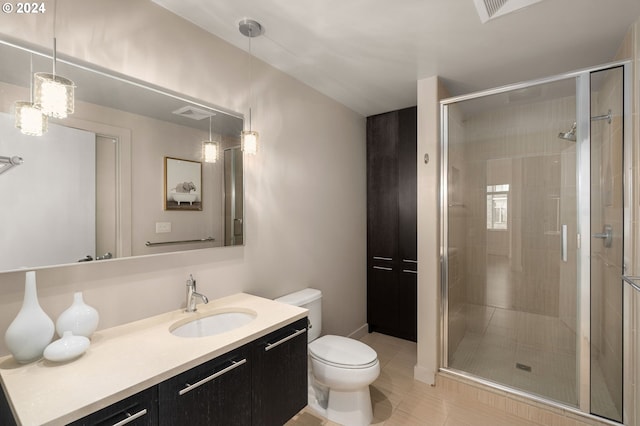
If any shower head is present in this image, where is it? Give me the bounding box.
[558,122,577,142]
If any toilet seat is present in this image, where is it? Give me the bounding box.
[309,335,378,369]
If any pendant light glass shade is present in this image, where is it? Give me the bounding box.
[15,101,48,136]
[33,72,75,119]
[202,115,219,163]
[203,140,219,163]
[241,130,259,155]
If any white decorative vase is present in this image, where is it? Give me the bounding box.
[4,271,55,364]
[56,292,99,338]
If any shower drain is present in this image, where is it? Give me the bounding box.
[516,362,532,372]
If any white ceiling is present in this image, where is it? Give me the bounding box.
[152,0,640,117]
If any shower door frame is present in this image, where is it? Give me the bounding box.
[439,60,632,419]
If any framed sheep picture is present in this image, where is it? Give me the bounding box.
[164,157,202,211]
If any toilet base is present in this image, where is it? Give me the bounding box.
[308,381,373,426]
[326,386,373,426]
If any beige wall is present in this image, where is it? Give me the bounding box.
[0,0,366,356]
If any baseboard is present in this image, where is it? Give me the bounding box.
[413,364,436,385]
[348,323,368,340]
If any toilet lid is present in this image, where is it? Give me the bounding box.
[309,335,378,368]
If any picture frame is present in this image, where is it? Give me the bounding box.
[164,157,202,211]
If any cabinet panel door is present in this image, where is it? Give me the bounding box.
[68,387,158,426]
[367,111,399,258]
[398,106,418,262]
[398,269,418,342]
[367,266,399,335]
[251,317,308,426]
[159,345,251,426]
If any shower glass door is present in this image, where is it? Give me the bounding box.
[589,66,624,421]
[441,63,626,422]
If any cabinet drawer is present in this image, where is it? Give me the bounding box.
[159,345,251,426]
[68,387,158,426]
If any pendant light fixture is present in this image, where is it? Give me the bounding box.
[239,19,263,155]
[15,55,48,136]
[33,0,75,119]
[202,114,220,163]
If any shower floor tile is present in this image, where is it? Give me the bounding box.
[448,304,620,420]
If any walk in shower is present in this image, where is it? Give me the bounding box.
[441,62,629,422]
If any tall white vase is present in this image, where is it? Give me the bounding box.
[56,292,99,338]
[4,271,55,364]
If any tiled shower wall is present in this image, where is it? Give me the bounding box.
[453,95,576,317]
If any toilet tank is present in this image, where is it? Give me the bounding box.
[275,288,322,342]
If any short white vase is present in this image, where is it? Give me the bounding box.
[56,292,99,338]
[4,271,55,364]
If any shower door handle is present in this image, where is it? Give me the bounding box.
[592,224,613,248]
[561,224,567,262]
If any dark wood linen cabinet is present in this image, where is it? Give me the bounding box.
[366,106,417,342]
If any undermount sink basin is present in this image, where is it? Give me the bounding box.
[171,310,257,338]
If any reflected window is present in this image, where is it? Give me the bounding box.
[486,184,509,230]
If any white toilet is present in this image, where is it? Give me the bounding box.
[276,288,380,426]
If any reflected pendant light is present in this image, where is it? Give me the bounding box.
[239,19,263,155]
[202,114,220,163]
[15,55,48,136]
[33,0,75,119]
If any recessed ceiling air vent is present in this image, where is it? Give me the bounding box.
[473,0,544,23]
[172,105,214,120]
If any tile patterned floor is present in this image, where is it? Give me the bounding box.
[286,333,613,426]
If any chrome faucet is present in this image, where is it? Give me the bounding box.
[185,274,209,312]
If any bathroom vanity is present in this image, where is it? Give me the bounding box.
[0,293,308,425]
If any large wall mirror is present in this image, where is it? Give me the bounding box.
[0,38,244,273]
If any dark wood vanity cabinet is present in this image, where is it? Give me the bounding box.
[159,345,252,426]
[251,317,308,426]
[1,319,308,426]
[366,106,417,342]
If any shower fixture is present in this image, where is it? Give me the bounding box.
[592,109,612,124]
[557,109,613,142]
[558,122,577,141]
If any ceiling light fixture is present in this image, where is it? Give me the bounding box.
[15,55,48,136]
[239,18,263,155]
[202,114,220,163]
[33,0,75,119]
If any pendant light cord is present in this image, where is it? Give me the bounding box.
[29,54,33,102]
[248,28,253,132]
[208,116,212,140]
[52,0,57,76]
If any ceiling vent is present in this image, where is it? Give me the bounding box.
[172,105,214,120]
[473,0,544,23]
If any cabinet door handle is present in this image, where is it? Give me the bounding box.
[373,266,393,271]
[179,359,247,396]
[265,328,307,352]
[373,256,393,261]
[111,409,148,426]
[403,259,417,263]
[402,269,418,274]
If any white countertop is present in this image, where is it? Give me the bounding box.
[0,293,307,426]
